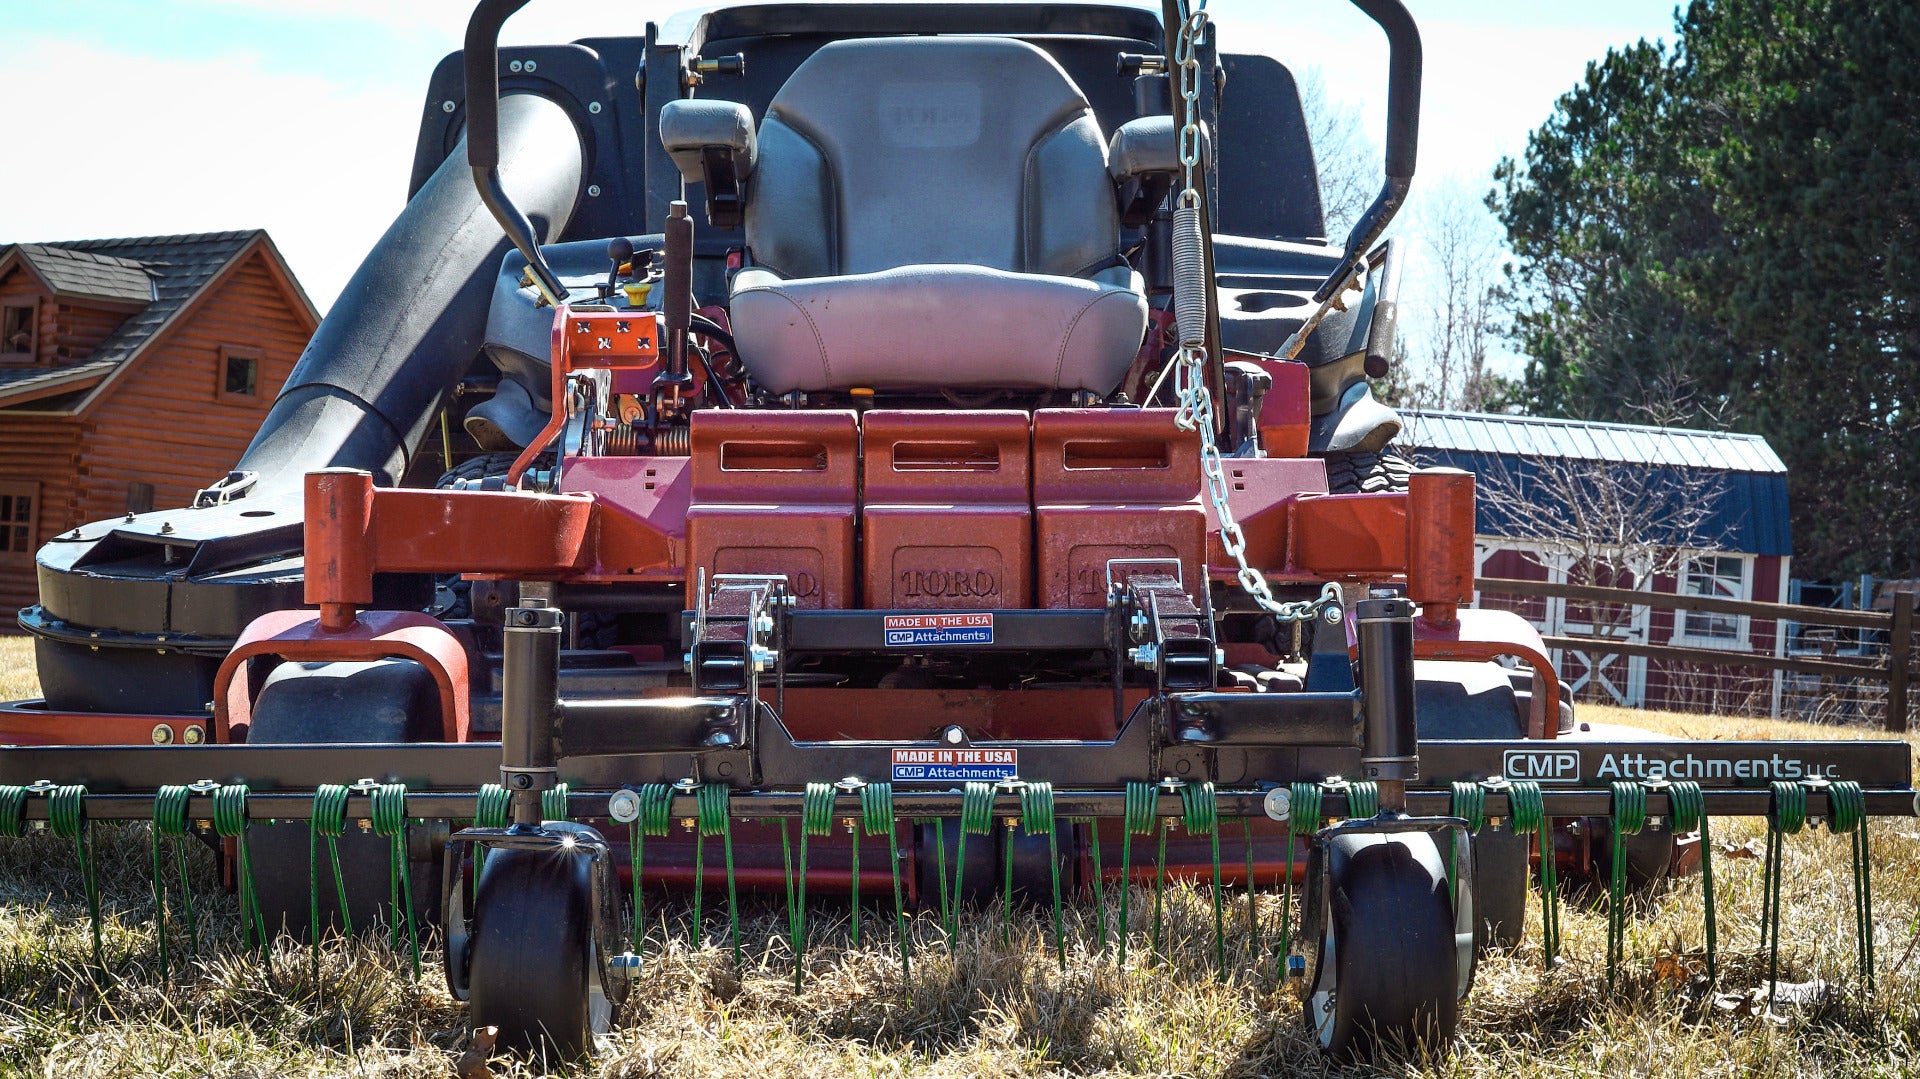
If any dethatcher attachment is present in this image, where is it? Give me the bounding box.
[3,595,1915,1059]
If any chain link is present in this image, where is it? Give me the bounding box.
[1169,0,1336,628]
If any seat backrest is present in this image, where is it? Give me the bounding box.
[747,36,1120,281]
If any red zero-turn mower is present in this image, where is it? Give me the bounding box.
[3,0,1915,1062]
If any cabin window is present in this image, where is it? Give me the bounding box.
[0,483,38,559]
[1673,552,1751,648]
[1,302,34,360]
[218,346,261,400]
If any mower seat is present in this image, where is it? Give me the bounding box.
[661,37,1152,395]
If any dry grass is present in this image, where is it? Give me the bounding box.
[3,647,1919,1077]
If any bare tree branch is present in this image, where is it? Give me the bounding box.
[1297,67,1380,241]
[1466,452,1733,588]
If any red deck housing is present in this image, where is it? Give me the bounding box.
[1032,408,1207,608]
[861,409,1032,608]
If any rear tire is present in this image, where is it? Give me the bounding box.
[243,659,443,939]
[1469,826,1529,951]
[1321,448,1412,494]
[468,833,603,1059]
[1305,831,1459,1059]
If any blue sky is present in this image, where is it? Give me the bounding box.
[0,0,1684,316]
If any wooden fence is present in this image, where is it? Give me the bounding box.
[1475,577,1916,731]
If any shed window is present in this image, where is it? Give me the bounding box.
[218,346,261,399]
[1674,552,1751,647]
[0,484,38,558]
[1,303,33,359]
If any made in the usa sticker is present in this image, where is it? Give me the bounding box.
[891,747,1017,783]
[883,612,994,647]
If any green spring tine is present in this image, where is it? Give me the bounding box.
[308,783,353,979]
[542,782,571,823]
[153,784,193,978]
[1447,782,1484,932]
[1120,781,1155,967]
[1001,812,1014,948]
[863,783,910,976]
[1509,781,1559,964]
[1241,818,1257,960]
[779,818,799,987]
[211,784,265,959]
[1763,779,1806,1009]
[473,783,511,906]
[1828,780,1873,991]
[796,781,834,984]
[1607,782,1647,993]
[369,783,420,980]
[1022,782,1064,969]
[1152,813,1169,965]
[48,785,102,966]
[0,784,25,838]
[850,811,862,949]
[1180,782,1224,972]
[955,781,995,945]
[696,784,740,963]
[1346,780,1379,820]
[929,818,951,945]
[1277,781,1321,972]
[1667,781,1715,982]
[1075,817,1107,951]
[630,783,672,955]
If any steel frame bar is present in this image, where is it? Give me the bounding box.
[8,786,1913,822]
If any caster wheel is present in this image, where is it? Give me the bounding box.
[1305,830,1460,1059]
[465,824,609,1059]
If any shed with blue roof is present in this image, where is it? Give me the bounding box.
[1399,410,1792,713]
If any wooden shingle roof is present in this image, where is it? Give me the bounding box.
[0,231,269,401]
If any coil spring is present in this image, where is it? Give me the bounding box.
[601,423,640,456]
[650,426,691,456]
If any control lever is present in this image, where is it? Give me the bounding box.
[659,201,696,395]
[605,236,633,296]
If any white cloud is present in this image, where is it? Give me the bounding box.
[0,37,422,312]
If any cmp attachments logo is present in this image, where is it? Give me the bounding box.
[1502,748,1580,783]
[1501,747,1843,785]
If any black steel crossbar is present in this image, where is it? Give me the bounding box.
[2,737,1912,820]
[8,786,1916,822]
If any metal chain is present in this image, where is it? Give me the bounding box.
[1169,0,1338,629]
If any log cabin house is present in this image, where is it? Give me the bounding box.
[0,231,318,613]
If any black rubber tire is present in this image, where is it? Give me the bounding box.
[243,660,442,940]
[1592,822,1677,891]
[1469,826,1530,951]
[1305,831,1459,1059]
[468,841,598,1059]
[912,820,1069,909]
[1321,448,1413,495]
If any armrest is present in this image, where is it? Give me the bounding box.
[659,98,757,227]
[1107,116,1188,227]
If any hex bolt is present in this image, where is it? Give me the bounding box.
[151,724,174,745]
[607,788,640,823]
[1263,787,1291,823]
[181,725,204,744]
